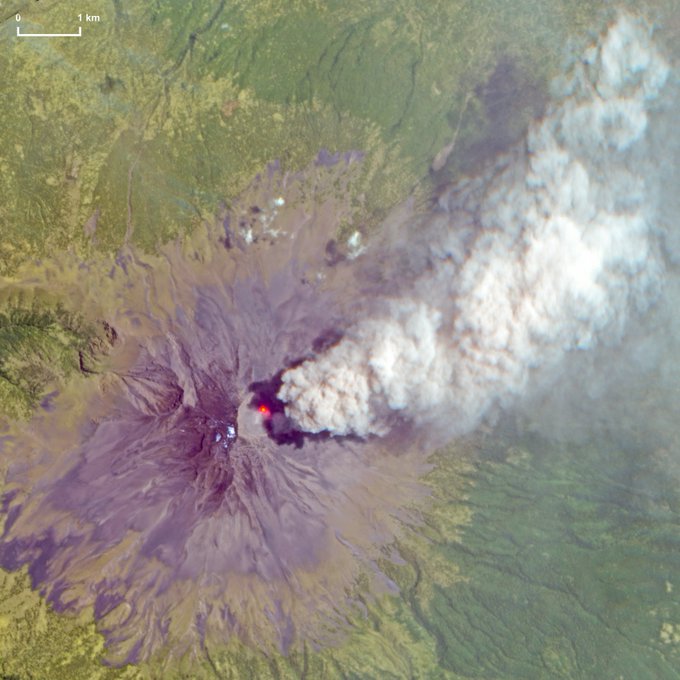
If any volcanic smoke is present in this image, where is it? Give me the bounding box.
[0,155,427,663]
[279,13,675,442]
[0,10,676,668]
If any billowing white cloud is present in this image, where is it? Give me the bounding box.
[279,14,672,440]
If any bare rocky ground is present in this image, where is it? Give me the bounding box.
[0,1,678,679]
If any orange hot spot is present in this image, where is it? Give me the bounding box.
[258,404,271,418]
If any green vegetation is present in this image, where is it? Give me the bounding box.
[0,290,112,419]
[0,0,611,416]
[1,0,608,275]
[0,568,141,680]
[2,1,679,678]
[420,437,680,679]
[1,435,678,679]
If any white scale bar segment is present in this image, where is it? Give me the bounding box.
[17,26,82,37]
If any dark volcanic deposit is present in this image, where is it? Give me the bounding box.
[0,154,426,663]
[0,11,678,671]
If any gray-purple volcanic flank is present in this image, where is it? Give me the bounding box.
[0,153,426,664]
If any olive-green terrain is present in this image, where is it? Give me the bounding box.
[1,1,679,678]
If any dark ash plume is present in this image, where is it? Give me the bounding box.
[279,14,673,444]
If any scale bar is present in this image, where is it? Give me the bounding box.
[17,26,82,37]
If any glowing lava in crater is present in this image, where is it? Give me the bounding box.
[0,153,426,664]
